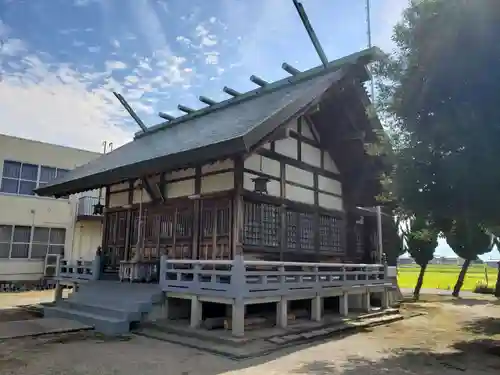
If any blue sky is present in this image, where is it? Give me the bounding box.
[0,0,498,260]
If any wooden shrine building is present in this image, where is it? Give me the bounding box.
[37,47,395,336]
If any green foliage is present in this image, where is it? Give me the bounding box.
[405,217,438,267]
[444,220,494,261]
[375,0,500,230]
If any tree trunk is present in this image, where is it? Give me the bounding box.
[413,263,427,300]
[452,259,471,297]
[495,262,500,298]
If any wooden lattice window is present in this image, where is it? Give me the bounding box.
[286,210,314,251]
[299,212,315,250]
[243,201,280,247]
[319,214,343,253]
[286,211,298,249]
[175,208,193,238]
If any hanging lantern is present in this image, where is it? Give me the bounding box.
[252,176,270,194]
[93,202,104,215]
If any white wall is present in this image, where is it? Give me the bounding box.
[0,134,101,282]
[243,117,343,211]
[108,159,235,209]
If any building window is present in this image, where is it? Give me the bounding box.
[10,226,31,258]
[0,225,12,258]
[285,210,315,251]
[319,214,343,254]
[0,160,70,197]
[243,201,280,247]
[31,227,66,259]
[0,225,65,259]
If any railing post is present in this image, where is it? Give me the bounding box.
[382,253,388,281]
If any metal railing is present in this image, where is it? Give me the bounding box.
[77,196,103,217]
[160,255,388,299]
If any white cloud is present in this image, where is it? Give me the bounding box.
[0,33,132,151]
[1,38,27,56]
[204,51,219,65]
[195,24,218,47]
[105,60,127,70]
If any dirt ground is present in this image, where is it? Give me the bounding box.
[0,295,499,375]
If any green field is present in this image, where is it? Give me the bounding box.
[397,264,498,291]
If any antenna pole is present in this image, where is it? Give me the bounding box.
[365,0,383,263]
[366,0,375,100]
[292,0,328,67]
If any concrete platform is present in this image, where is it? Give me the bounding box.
[0,318,92,340]
[136,309,418,360]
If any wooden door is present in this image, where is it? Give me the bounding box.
[158,203,194,259]
[198,198,232,260]
[103,210,127,274]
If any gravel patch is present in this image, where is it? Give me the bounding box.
[0,295,498,375]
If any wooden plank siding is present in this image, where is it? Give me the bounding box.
[241,116,350,262]
[100,114,376,266]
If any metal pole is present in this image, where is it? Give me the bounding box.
[366,0,383,262]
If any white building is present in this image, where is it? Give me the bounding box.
[0,134,104,285]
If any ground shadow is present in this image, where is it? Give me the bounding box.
[404,294,500,307]
[0,307,40,323]
[289,340,500,375]
[448,298,499,307]
[464,317,500,336]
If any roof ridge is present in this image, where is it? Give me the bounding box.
[134,46,385,140]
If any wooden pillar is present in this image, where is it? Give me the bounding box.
[123,180,134,261]
[233,156,244,257]
[101,187,111,251]
[190,166,202,260]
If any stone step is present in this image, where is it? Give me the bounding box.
[74,285,163,304]
[68,293,156,313]
[58,300,142,322]
[44,306,130,336]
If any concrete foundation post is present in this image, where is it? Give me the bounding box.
[363,292,371,312]
[190,296,202,328]
[340,293,349,316]
[277,298,288,328]
[54,281,63,302]
[381,289,389,309]
[231,301,245,337]
[162,296,170,319]
[311,296,322,322]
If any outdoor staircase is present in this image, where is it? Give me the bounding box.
[43,281,164,335]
